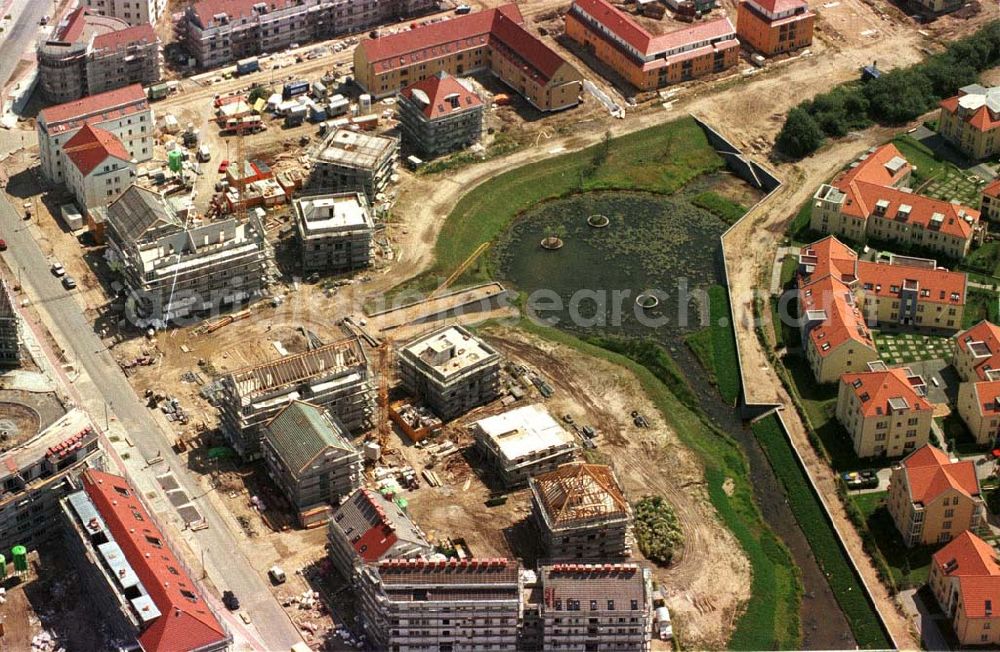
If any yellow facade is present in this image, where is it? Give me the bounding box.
[930,563,1000,647]
[805,337,879,384]
[888,469,985,547]
[939,106,1000,161]
[957,382,1000,445]
[865,294,964,331]
[835,381,932,458]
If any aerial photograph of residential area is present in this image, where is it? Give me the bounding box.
[0,0,1000,649]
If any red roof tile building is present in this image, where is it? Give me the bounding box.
[62,470,229,651]
[797,235,968,383]
[63,123,135,215]
[939,85,1000,160]
[954,321,1000,445]
[181,0,437,69]
[565,0,738,91]
[888,445,985,547]
[979,177,1000,222]
[353,5,583,112]
[397,72,484,158]
[929,531,1000,646]
[37,8,160,104]
[736,0,814,57]
[836,361,934,458]
[37,84,154,186]
[811,144,982,259]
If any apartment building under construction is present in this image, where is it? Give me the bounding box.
[218,337,373,459]
[307,129,398,202]
[0,280,20,366]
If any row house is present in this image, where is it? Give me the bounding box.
[954,321,1000,446]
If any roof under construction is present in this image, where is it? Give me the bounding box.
[225,336,366,402]
[530,462,630,530]
[311,129,396,172]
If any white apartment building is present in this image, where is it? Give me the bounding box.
[81,0,167,26]
[63,124,136,216]
[37,84,153,185]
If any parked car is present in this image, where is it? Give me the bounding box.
[218,160,230,174]
[842,470,879,490]
[51,262,65,277]
[268,566,287,585]
[0,239,8,251]
[222,590,240,610]
[62,276,76,290]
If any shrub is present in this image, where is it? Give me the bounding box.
[776,108,825,158]
[634,495,684,565]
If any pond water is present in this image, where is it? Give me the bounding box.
[495,189,858,650]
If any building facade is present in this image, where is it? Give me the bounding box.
[38,8,160,104]
[735,0,814,57]
[262,401,363,527]
[836,361,934,458]
[398,72,483,158]
[887,445,985,547]
[82,0,167,26]
[37,84,153,185]
[929,531,1000,647]
[953,321,1000,445]
[397,324,502,421]
[63,469,230,651]
[564,0,739,91]
[473,404,579,487]
[103,185,269,326]
[811,144,981,259]
[180,0,437,70]
[530,462,631,560]
[63,123,136,216]
[219,337,373,459]
[308,129,397,202]
[0,280,21,366]
[981,178,1000,222]
[293,192,374,272]
[940,84,1000,160]
[353,4,582,112]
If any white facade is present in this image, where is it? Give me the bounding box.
[66,155,135,217]
[81,0,166,26]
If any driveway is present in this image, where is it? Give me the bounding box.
[898,586,953,652]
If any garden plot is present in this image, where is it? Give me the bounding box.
[873,332,954,365]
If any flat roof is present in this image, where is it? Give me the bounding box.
[312,129,396,172]
[295,193,374,234]
[474,404,575,461]
[402,325,499,380]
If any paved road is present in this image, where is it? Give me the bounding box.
[0,0,50,94]
[0,196,302,649]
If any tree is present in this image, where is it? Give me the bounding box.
[863,69,935,125]
[248,85,271,104]
[776,107,825,158]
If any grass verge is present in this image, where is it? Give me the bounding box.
[850,491,934,589]
[692,191,748,225]
[752,415,893,649]
[683,285,740,404]
[513,320,801,650]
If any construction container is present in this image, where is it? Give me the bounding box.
[197,144,211,162]
[327,95,350,117]
[311,81,327,99]
[11,546,26,573]
[359,93,372,113]
[352,113,379,130]
[168,149,183,173]
[236,57,260,76]
[283,80,309,99]
[308,106,327,123]
[284,106,307,128]
[163,114,180,133]
[147,82,170,101]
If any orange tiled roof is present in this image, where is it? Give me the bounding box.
[799,236,858,283]
[957,321,1000,381]
[401,72,482,120]
[983,177,1000,200]
[901,444,980,505]
[799,275,873,357]
[972,380,1000,417]
[933,531,1000,618]
[855,260,966,306]
[63,123,131,176]
[839,367,933,418]
[833,144,979,240]
[941,89,1000,133]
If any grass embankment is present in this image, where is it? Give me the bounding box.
[683,285,740,404]
[752,415,893,649]
[515,321,801,650]
[850,491,934,589]
[401,117,725,293]
[692,191,748,225]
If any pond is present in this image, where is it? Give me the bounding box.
[495,189,858,650]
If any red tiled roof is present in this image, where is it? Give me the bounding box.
[799,236,859,283]
[570,0,735,56]
[54,7,89,42]
[933,531,1000,618]
[489,11,567,83]
[941,89,1000,133]
[746,0,810,14]
[901,444,980,505]
[189,0,295,25]
[93,22,157,51]
[39,84,148,131]
[799,274,873,357]
[401,73,482,120]
[984,177,1000,200]
[957,321,1000,382]
[361,5,523,71]
[831,144,980,240]
[855,260,966,306]
[973,380,1000,417]
[82,470,228,652]
[63,123,131,176]
[840,367,933,418]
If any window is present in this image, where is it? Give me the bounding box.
[114,485,130,497]
[180,588,197,602]
[145,535,162,547]
[167,566,179,575]
[945,509,955,518]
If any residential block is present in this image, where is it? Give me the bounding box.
[398,72,483,158]
[954,320,1000,445]
[939,84,1000,161]
[736,0,814,57]
[929,531,1000,646]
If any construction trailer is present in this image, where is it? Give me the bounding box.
[262,401,363,528]
[397,324,502,421]
[307,128,398,202]
[293,192,375,273]
[218,337,374,460]
[472,404,578,488]
[103,185,270,327]
[529,462,632,560]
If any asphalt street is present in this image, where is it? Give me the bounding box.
[0,0,50,97]
[0,186,302,648]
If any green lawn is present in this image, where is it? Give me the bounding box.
[406,117,725,291]
[963,287,1000,329]
[513,321,802,650]
[691,191,748,225]
[683,285,740,404]
[891,134,984,207]
[851,491,934,589]
[872,331,955,365]
[752,415,893,649]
